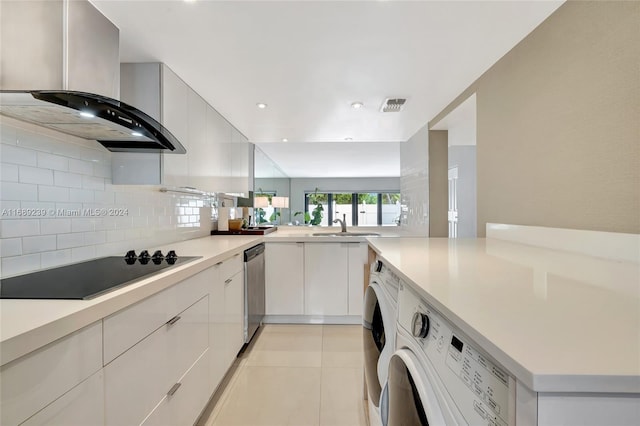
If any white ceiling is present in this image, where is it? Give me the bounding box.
[91,0,563,178]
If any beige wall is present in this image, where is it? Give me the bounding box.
[430,1,640,236]
[429,130,449,237]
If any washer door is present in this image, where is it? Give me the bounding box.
[363,284,385,407]
[387,349,451,426]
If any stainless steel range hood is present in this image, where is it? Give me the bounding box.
[0,0,186,154]
[0,90,186,153]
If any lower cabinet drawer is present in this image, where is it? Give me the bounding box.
[104,295,209,426]
[20,371,104,426]
[141,349,210,426]
[0,322,102,426]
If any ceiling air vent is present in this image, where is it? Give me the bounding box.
[380,98,407,113]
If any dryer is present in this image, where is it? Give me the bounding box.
[363,258,400,426]
[387,282,514,426]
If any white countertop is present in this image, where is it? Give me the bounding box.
[368,237,640,393]
[264,225,418,242]
[0,235,262,366]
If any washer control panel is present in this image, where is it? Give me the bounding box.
[371,258,400,303]
[397,283,511,426]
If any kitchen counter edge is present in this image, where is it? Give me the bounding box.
[0,235,262,366]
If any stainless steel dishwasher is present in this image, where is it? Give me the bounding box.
[243,243,265,344]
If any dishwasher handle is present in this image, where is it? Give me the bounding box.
[244,243,265,262]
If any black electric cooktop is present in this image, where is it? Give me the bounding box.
[0,250,200,300]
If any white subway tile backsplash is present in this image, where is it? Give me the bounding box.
[1,238,22,257]
[82,175,104,191]
[37,152,69,171]
[106,229,125,243]
[69,158,94,175]
[69,188,94,203]
[1,182,38,201]
[57,233,85,249]
[19,165,54,185]
[41,218,72,235]
[54,171,83,188]
[94,163,111,179]
[132,216,148,227]
[83,231,106,245]
[2,253,41,277]
[94,191,115,204]
[71,246,96,262]
[1,163,19,182]
[71,218,97,233]
[1,122,212,277]
[0,144,37,166]
[41,249,72,269]
[22,235,57,254]
[39,185,70,202]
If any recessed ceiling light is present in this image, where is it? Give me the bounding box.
[344,137,353,141]
[256,103,268,109]
[351,101,364,109]
[282,138,288,142]
[183,0,197,3]
[79,111,95,118]
[131,131,143,137]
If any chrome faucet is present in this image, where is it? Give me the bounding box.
[333,214,347,233]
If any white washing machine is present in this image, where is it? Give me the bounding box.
[387,282,514,426]
[363,258,400,426]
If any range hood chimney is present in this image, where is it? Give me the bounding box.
[0,0,185,154]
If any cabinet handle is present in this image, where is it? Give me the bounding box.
[234,253,240,257]
[215,261,223,266]
[166,315,181,326]
[224,278,232,285]
[167,383,181,396]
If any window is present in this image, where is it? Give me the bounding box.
[303,191,401,227]
[381,192,401,226]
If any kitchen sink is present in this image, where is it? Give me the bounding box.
[311,232,380,237]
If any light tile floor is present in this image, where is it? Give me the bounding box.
[198,324,368,426]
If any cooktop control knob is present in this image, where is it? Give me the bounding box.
[411,312,430,339]
[124,250,137,265]
[152,250,165,265]
[166,250,178,265]
[138,250,151,265]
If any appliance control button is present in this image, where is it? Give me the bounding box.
[152,250,165,265]
[411,312,430,339]
[374,260,383,272]
[166,250,178,264]
[138,250,151,264]
[124,250,137,265]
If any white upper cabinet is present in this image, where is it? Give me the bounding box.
[114,62,251,195]
[161,65,189,188]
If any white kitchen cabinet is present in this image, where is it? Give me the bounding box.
[115,62,251,195]
[304,243,349,315]
[104,295,209,426]
[347,242,368,316]
[0,322,102,426]
[223,270,245,369]
[230,127,250,194]
[208,253,244,394]
[20,371,104,426]
[264,241,367,320]
[161,64,190,188]
[141,350,210,426]
[265,242,305,315]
